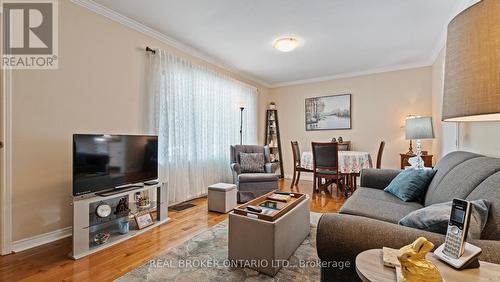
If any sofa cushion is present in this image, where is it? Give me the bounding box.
[238,173,279,183]
[231,145,271,164]
[466,171,500,240]
[424,151,482,206]
[384,168,436,202]
[424,157,500,206]
[316,170,339,175]
[339,187,423,224]
[239,153,265,173]
[398,199,490,239]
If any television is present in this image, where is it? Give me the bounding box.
[73,134,158,196]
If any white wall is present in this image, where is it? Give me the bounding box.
[7,1,269,242]
[268,67,434,178]
[431,48,458,159]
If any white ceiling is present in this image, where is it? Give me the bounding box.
[91,0,468,87]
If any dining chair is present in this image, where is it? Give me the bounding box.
[376,141,386,169]
[331,138,351,151]
[349,141,385,192]
[338,141,351,151]
[290,141,313,188]
[311,142,347,195]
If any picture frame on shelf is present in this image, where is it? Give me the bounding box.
[134,211,154,229]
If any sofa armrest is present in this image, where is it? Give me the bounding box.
[360,168,401,189]
[317,213,445,262]
[231,163,241,174]
[230,163,241,184]
[471,239,500,264]
[316,213,446,280]
[316,213,500,280]
[264,162,277,173]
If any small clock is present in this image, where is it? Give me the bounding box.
[96,203,112,218]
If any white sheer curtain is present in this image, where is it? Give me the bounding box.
[146,50,258,204]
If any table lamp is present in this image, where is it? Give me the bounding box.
[405,117,435,169]
[405,115,416,154]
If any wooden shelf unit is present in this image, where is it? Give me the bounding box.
[264,109,284,178]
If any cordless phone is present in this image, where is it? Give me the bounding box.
[443,199,471,258]
[434,199,482,269]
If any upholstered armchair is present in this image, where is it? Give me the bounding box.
[230,145,279,203]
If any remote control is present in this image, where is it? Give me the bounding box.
[246,205,262,213]
[144,180,159,186]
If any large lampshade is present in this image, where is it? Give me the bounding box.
[406,117,435,140]
[443,0,500,122]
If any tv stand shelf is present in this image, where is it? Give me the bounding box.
[95,185,146,197]
[87,219,167,252]
[71,182,169,259]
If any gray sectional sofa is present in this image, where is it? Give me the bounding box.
[317,151,500,281]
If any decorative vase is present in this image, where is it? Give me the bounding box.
[118,218,130,235]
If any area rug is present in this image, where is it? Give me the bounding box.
[116,213,322,281]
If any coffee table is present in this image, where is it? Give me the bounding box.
[228,191,310,276]
[355,249,500,282]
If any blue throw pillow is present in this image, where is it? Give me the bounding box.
[384,168,437,202]
[399,199,490,239]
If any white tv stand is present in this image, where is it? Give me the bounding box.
[71,182,169,259]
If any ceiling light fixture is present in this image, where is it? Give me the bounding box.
[273,36,300,52]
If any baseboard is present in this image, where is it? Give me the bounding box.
[284,174,314,182]
[10,196,207,253]
[12,226,72,253]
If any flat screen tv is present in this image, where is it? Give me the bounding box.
[73,134,158,196]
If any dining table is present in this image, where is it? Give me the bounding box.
[301,150,373,193]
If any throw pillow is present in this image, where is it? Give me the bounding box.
[384,168,437,202]
[240,153,265,173]
[399,199,490,239]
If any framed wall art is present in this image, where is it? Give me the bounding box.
[305,94,351,130]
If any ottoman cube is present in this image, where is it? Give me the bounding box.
[229,197,310,276]
[208,183,237,213]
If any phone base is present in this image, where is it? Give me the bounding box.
[434,242,482,270]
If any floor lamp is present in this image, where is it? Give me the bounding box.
[443,0,500,122]
[239,106,245,145]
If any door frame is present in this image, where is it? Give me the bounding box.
[1,66,13,255]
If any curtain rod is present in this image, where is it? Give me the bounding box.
[144,46,258,91]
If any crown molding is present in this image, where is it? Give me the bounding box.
[70,0,272,88]
[71,0,473,89]
[270,61,434,88]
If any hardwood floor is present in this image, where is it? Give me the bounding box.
[0,179,346,281]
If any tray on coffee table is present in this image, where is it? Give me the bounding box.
[233,191,307,222]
